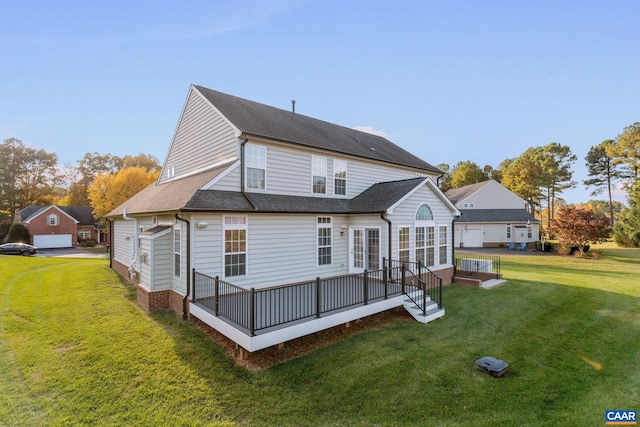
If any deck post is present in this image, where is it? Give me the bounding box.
[315,277,321,318]
[419,261,426,315]
[191,268,196,302]
[363,270,369,305]
[401,265,406,295]
[438,277,443,309]
[249,287,256,336]
[214,276,219,316]
[383,258,388,299]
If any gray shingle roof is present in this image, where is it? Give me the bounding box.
[444,180,492,204]
[455,209,540,223]
[107,165,230,216]
[195,86,442,173]
[108,158,431,216]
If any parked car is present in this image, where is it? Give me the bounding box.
[0,243,38,256]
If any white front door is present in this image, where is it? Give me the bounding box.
[349,227,381,273]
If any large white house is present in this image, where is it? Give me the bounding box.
[107,85,460,352]
[445,180,540,248]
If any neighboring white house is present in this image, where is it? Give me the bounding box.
[107,85,460,352]
[445,180,540,248]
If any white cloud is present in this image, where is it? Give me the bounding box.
[352,126,390,138]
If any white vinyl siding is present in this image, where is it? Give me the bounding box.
[159,88,238,184]
[112,219,136,269]
[241,143,436,197]
[193,214,349,290]
[387,184,455,270]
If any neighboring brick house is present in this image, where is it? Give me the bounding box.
[16,205,103,248]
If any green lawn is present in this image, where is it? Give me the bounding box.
[1,247,639,426]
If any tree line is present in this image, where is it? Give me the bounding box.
[2,121,639,248]
[437,122,639,247]
[0,137,160,228]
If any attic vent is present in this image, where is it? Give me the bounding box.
[291,100,296,113]
[370,147,376,152]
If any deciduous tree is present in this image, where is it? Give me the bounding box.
[614,122,640,192]
[549,205,611,256]
[88,167,159,220]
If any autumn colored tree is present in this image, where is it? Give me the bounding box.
[549,205,611,256]
[88,166,159,220]
[501,148,545,217]
[67,152,160,206]
[436,163,451,191]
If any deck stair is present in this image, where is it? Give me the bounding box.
[403,292,445,323]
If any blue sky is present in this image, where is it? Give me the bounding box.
[2,0,638,204]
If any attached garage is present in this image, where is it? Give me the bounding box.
[33,234,73,248]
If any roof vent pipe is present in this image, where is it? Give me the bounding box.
[291,100,296,113]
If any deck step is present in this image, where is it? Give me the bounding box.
[403,298,444,324]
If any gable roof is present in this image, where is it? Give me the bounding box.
[455,209,540,223]
[444,180,493,204]
[194,85,442,173]
[19,205,95,225]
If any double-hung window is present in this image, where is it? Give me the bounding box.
[224,216,247,277]
[174,228,181,278]
[317,217,332,265]
[398,227,410,263]
[438,226,448,265]
[246,144,266,190]
[48,214,59,226]
[333,159,347,196]
[312,156,327,194]
[506,223,512,239]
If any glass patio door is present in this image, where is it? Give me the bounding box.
[349,227,380,273]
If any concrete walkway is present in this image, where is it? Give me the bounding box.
[36,247,109,259]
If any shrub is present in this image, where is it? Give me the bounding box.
[556,245,571,256]
[80,238,97,247]
[585,250,602,259]
[7,223,31,244]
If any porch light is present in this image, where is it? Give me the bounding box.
[340,224,347,236]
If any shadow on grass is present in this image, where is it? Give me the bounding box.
[142,273,640,426]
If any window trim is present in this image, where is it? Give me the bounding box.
[245,144,267,191]
[174,228,181,278]
[47,214,59,226]
[398,226,410,263]
[506,223,512,239]
[312,156,327,194]
[317,216,332,266]
[333,159,347,196]
[223,216,248,278]
[438,225,448,266]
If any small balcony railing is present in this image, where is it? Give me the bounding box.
[453,253,501,280]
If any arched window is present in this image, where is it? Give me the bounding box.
[415,204,433,221]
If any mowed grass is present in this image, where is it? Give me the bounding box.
[1,246,639,426]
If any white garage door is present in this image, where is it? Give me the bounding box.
[34,234,73,248]
[461,228,483,248]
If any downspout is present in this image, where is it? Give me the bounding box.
[122,208,136,280]
[107,218,113,268]
[380,213,392,263]
[175,213,191,320]
[451,218,456,276]
[240,136,248,192]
